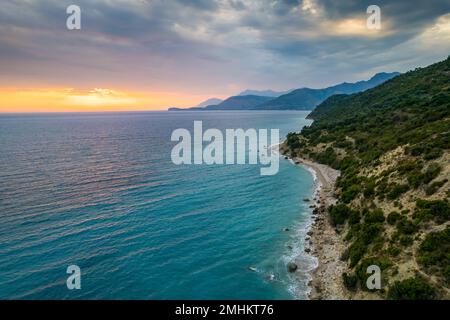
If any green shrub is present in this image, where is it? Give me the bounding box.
[345,224,360,241]
[397,160,423,175]
[286,132,302,149]
[347,222,384,267]
[375,178,389,198]
[423,148,443,160]
[365,209,385,224]
[387,277,436,300]
[418,227,450,284]
[341,185,361,203]
[407,170,425,188]
[407,163,442,189]
[425,179,448,195]
[371,236,385,252]
[342,272,358,291]
[315,147,339,168]
[363,181,376,198]
[329,204,353,226]
[361,223,383,244]
[414,199,450,223]
[334,140,353,149]
[387,211,401,225]
[386,245,401,256]
[408,142,444,161]
[349,239,367,267]
[399,235,414,247]
[348,210,361,225]
[387,183,410,200]
[396,218,418,235]
[423,163,441,183]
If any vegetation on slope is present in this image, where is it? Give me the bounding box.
[284,56,450,299]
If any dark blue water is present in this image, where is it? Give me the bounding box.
[0,111,316,299]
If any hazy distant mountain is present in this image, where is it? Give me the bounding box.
[168,107,203,111]
[253,72,401,110]
[202,95,274,110]
[168,72,400,111]
[195,98,223,108]
[238,89,294,97]
[169,95,273,111]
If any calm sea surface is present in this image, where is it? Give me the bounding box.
[0,111,316,299]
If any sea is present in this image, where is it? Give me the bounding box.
[0,110,317,299]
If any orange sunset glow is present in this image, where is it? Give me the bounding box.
[0,88,210,112]
[1,2,449,113]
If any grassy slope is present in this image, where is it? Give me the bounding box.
[285,56,450,299]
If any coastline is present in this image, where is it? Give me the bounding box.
[279,143,347,300]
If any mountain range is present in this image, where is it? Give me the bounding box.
[169,72,400,111]
[194,98,223,107]
[255,72,400,110]
[238,89,294,97]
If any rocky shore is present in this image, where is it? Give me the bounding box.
[290,157,348,300]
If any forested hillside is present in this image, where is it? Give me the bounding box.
[284,56,450,299]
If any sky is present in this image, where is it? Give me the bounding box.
[0,0,449,112]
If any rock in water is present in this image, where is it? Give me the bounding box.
[266,274,275,281]
[287,262,298,273]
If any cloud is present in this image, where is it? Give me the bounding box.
[0,0,449,103]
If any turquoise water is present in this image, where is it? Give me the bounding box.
[0,111,316,299]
